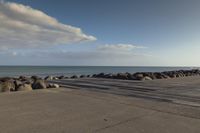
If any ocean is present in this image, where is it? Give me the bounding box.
[0,66,198,77]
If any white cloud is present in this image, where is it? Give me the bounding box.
[0,1,96,49]
[98,44,146,52]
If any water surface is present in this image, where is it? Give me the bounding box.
[0,66,197,77]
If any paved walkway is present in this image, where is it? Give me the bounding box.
[0,77,200,132]
[52,76,200,107]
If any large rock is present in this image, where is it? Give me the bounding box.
[71,75,78,79]
[14,80,23,88]
[32,80,47,89]
[143,72,157,79]
[19,76,26,79]
[19,76,29,81]
[31,76,41,81]
[133,73,144,80]
[0,77,13,82]
[64,76,69,79]
[161,72,171,78]
[167,71,177,78]
[112,74,119,79]
[44,76,53,80]
[153,72,163,79]
[0,81,15,92]
[126,73,136,80]
[80,75,86,78]
[92,74,97,78]
[17,84,32,91]
[117,73,128,80]
[104,73,113,79]
[53,77,59,80]
[58,75,65,80]
[142,76,153,81]
[192,69,200,75]
[96,73,105,78]
[23,78,34,85]
[48,83,60,88]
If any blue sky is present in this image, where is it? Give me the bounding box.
[0,0,200,66]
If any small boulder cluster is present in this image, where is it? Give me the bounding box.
[0,76,60,93]
[44,75,91,80]
[91,69,200,81]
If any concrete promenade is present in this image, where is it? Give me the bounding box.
[0,76,200,132]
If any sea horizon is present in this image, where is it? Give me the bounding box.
[0,66,198,77]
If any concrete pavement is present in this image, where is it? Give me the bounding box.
[0,77,200,132]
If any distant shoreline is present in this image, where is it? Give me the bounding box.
[0,66,198,77]
[1,69,199,81]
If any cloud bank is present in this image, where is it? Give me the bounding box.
[98,44,146,52]
[0,44,152,66]
[0,1,96,49]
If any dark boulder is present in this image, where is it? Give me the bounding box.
[31,76,41,81]
[170,74,176,78]
[80,75,86,78]
[92,74,97,78]
[32,80,47,89]
[112,74,118,79]
[192,69,200,75]
[133,73,144,80]
[126,73,136,80]
[162,74,169,79]
[116,73,128,80]
[58,75,65,79]
[143,72,157,79]
[153,72,163,79]
[64,76,69,79]
[19,76,27,81]
[96,73,105,78]
[71,75,78,79]
[104,73,113,78]
[177,70,184,77]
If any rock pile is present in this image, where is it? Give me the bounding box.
[91,69,200,81]
[0,76,60,93]
[43,69,200,81]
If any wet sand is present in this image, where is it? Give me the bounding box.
[0,76,200,133]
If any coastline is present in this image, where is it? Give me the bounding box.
[0,66,197,77]
[0,69,199,93]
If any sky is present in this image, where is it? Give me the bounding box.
[0,0,200,66]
